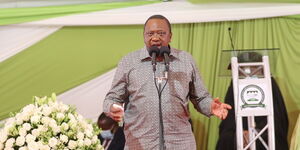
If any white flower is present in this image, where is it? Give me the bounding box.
[59,104,69,112]
[52,126,61,134]
[48,137,58,148]
[16,136,26,146]
[84,138,92,146]
[77,132,84,140]
[68,140,77,149]
[27,141,39,150]
[22,104,36,118]
[59,134,68,143]
[0,130,8,143]
[31,129,40,137]
[61,122,69,131]
[5,138,15,148]
[0,143,4,150]
[19,127,27,137]
[85,130,93,138]
[68,113,75,120]
[22,104,35,112]
[49,119,57,128]
[15,114,24,125]
[30,115,40,124]
[19,147,28,150]
[56,113,65,120]
[37,125,48,132]
[25,134,36,143]
[42,106,52,116]
[41,116,51,124]
[92,135,98,144]
[0,94,103,150]
[69,120,78,130]
[23,123,31,131]
[3,122,14,133]
[77,139,84,147]
[77,115,83,121]
[40,144,50,150]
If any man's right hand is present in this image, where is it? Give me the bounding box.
[108,104,124,122]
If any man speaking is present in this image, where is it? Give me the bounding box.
[103,14,231,150]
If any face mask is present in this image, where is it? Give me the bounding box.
[100,130,114,140]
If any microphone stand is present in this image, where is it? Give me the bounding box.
[153,66,168,150]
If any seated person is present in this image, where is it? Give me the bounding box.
[216,52,289,150]
[97,112,125,150]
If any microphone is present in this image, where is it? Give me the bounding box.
[148,46,160,72]
[160,46,170,72]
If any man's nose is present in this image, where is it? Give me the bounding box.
[151,35,160,41]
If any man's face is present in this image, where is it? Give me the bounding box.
[144,19,172,49]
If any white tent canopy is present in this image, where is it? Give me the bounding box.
[23,0,300,26]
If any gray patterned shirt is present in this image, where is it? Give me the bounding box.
[103,46,212,150]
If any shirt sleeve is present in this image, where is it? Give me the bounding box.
[188,55,213,117]
[103,57,129,113]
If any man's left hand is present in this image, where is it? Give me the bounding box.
[211,97,232,120]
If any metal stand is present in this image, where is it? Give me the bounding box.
[154,71,168,150]
[231,56,275,150]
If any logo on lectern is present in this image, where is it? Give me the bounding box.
[241,84,265,109]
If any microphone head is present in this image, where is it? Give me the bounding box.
[228,27,231,31]
[160,46,170,56]
[148,46,160,57]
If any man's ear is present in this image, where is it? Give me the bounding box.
[169,32,172,42]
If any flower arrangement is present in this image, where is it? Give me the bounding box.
[0,93,103,150]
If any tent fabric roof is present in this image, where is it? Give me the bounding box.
[23,0,300,26]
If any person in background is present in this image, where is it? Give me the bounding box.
[97,112,125,150]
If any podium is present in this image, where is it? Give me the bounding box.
[219,48,279,150]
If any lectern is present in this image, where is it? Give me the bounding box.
[219,48,279,150]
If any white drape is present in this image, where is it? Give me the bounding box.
[24,1,300,26]
[58,69,116,122]
[0,25,61,62]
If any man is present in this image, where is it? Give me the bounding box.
[103,14,231,150]
[97,113,125,150]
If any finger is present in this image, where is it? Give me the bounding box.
[113,116,123,122]
[215,111,222,119]
[213,97,220,102]
[225,104,232,109]
[111,104,124,113]
[222,109,228,120]
[110,112,122,118]
[213,97,223,105]
[110,113,123,122]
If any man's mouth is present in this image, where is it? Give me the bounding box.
[151,44,161,48]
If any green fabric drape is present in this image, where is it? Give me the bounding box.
[0,0,159,25]
[1,17,300,149]
[189,0,300,3]
[0,25,144,120]
[171,17,300,150]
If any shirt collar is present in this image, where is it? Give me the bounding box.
[139,45,179,61]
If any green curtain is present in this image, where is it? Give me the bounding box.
[171,17,300,150]
[0,0,159,25]
[189,0,300,3]
[0,25,144,120]
[1,17,300,149]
